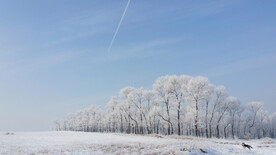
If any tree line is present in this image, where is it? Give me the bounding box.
[55,75,276,139]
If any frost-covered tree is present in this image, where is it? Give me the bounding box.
[184,76,212,136]
[215,96,231,138]
[153,76,175,135]
[226,97,242,138]
[247,102,263,137]
[56,75,275,139]
[142,90,156,134]
[209,86,228,138]
[271,113,276,138]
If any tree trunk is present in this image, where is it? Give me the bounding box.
[224,126,227,138]
[231,122,235,138]
[209,124,212,138]
[140,113,143,134]
[216,124,220,138]
[205,101,209,138]
[165,99,171,135]
[195,99,199,136]
[120,114,123,132]
[177,101,181,136]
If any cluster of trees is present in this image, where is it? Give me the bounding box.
[55,75,276,139]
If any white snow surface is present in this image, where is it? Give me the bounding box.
[0,131,276,155]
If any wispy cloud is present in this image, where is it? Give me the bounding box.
[90,37,182,63]
[0,49,86,77]
[0,6,120,75]
[126,0,237,23]
[203,52,276,77]
[40,8,119,48]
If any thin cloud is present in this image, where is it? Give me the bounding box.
[91,37,182,63]
[203,52,276,77]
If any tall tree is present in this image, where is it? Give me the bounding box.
[209,86,228,138]
[227,96,241,138]
[247,102,263,137]
[153,76,174,135]
[185,76,212,136]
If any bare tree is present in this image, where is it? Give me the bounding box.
[184,76,212,136]
[56,75,276,140]
[247,102,263,137]
[209,86,228,138]
[153,76,174,135]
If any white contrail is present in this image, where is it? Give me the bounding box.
[107,0,131,54]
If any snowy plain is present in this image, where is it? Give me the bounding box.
[0,131,276,155]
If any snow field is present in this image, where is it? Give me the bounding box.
[0,131,276,155]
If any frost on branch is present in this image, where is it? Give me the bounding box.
[56,75,276,139]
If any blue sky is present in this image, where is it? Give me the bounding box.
[0,0,276,131]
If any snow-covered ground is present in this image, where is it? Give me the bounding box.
[0,131,276,155]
